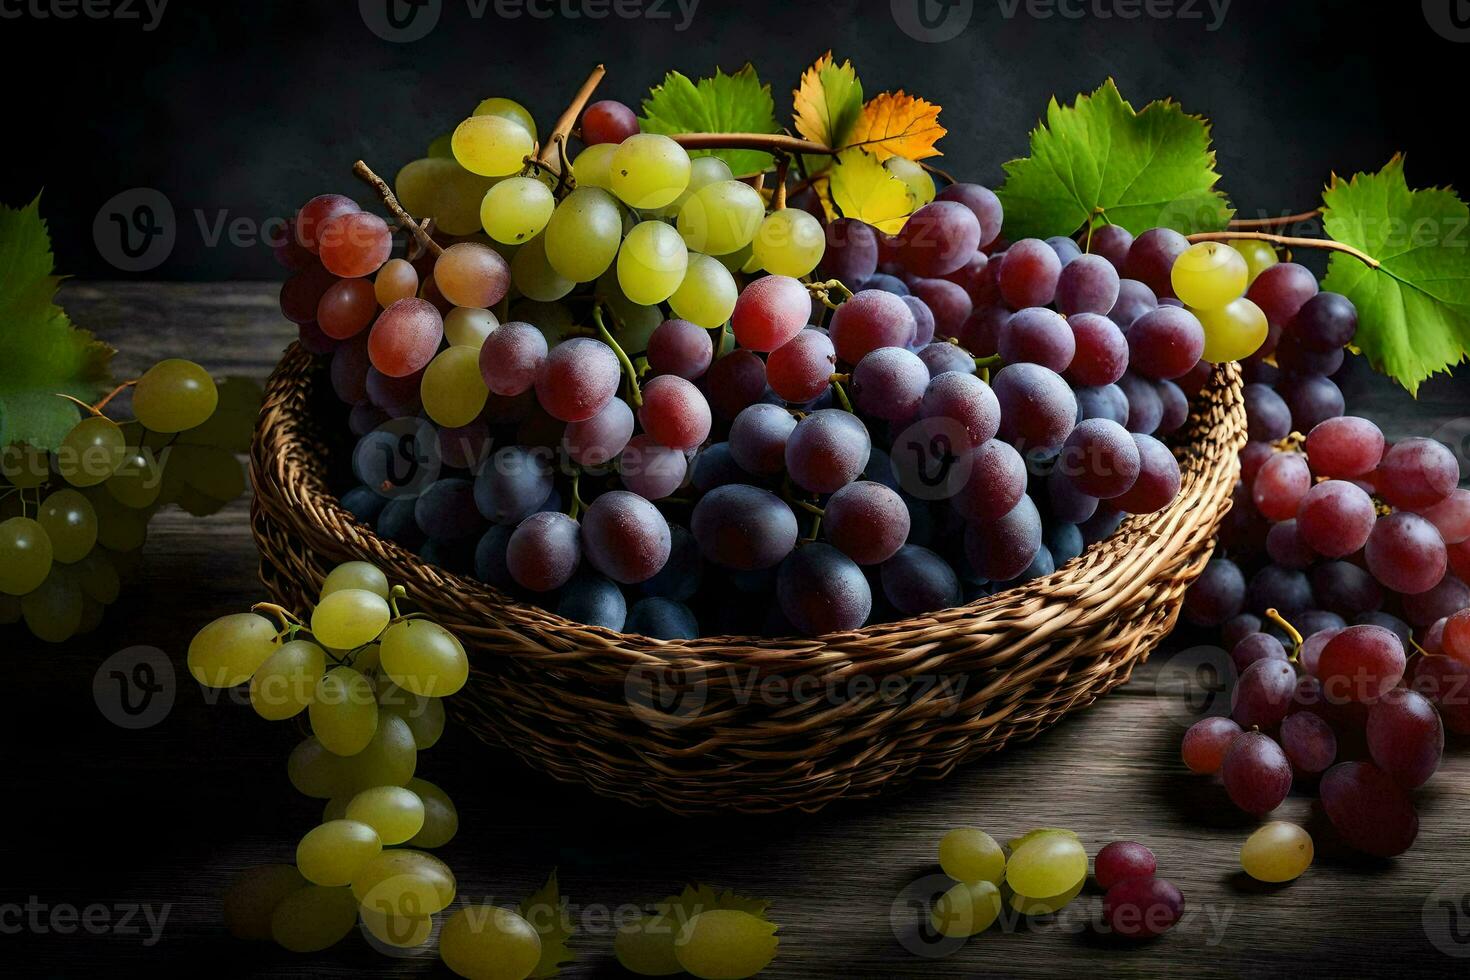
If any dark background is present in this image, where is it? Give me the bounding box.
[0,0,1462,280]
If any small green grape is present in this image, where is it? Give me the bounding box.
[58,415,127,487]
[309,666,380,756]
[360,903,435,949]
[440,905,541,980]
[1197,296,1270,363]
[87,488,148,551]
[481,176,555,244]
[445,307,500,349]
[1241,821,1313,882]
[395,157,498,237]
[133,359,219,433]
[222,864,307,941]
[352,849,457,916]
[668,253,739,329]
[378,677,447,749]
[422,346,490,428]
[1230,239,1279,284]
[676,180,764,255]
[1171,241,1249,310]
[452,114,535,178]
[346,785,426,845]
[1005,829,1088,899]
[674,909,778,980]
[295,819,382,887]
[21,567,83,643]
[405,777,459,848]
[616,912,683,976]
[473,96,537,140]
[427,133,454,158]
[380,619,469,697]
[618,220,690,306]
[310,588,391,650]
[930,879,1002,938]
[937,827,1005,885]
[288,712,418,799]
[0,516,54,595]
[0,442,51,488]
[37,488,98,563]
[571,143,618,190]
[187,612,279,688]
[657,155,735,219]
[511,234,575,302]
[545,186,624,283]
[269,884,359,953]
[106,447,163,509]
[884,156,936,207]
[250,639,327,721]
[752,208,826,278]
[610,133,691,210]
[321,561,391,600]
[1008,877,1084,916]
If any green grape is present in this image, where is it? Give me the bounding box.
[1170,241,1249,310]
[352,641,382,674]
[422,346,490,428]
[0,594,22,625]
[395,157,498,237]
[427,133,454,158]
[222,864,308,941]
[481,176,555,244]
[346,785,426,845]
[37,489,97,564]
[75,549,121,604]
[133,359,219,433]
[615,913,682,976]
[321,561,391,600]
[188,612,279,688]
[571,143,617,191]
[884,156,935,207]
[611,134,691,210]
[0,516,53,595]
[440,905,541,980]
[937,827,1005,885]
[618,220,690,305]
[406,777,459,848]
[397,157,458,225]
[509,300,576,345]
[1230,239,1279,284]
[106,447,163,509]
[360,903,435,949]
[21,567,83,643]
[1008,877,1084,915]
[58,415,126,487]
[445,307,500,349]
[1240,821,1313,882]
[322,796,349,822]
[657,155,734,219]
[752,208,826,278]
[511,234,575,302]
[250,639,327,721]
[296,819,382,887]
[168,443,245,502]
[380,619,469,697]
[930,879,1001,938]
[668,253,738,329]
[716,242,754,274]
[1197,296,1269,363]
[676,180,764,255]
[473,96,537,140]
[310,666,380,756]
[87,490,148,552]
[674,910,778,980]
[269,884,359,953]
[544,187,623,283]
[288,737,355,799]
[1005,829,1088,899]
[287,712,417,799]
[352,849,457,916]
[0,443,51,488]
[452,114,535,177]
[76,596,105,635]
[378,678,447,749]
[310,588,391,650]
[178,377,264,454]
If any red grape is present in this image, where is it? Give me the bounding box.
[767,329,836,404]
[368,298,443,378]
[581,99,639,144]
[1094,841,1157,891]
[580,490,671,584]
[1103,877,1184,939]
[1181,716,1242,774]
[1220,730,1292,815]
[1366,688,1444,788]
[507,511,582,592]
[998,238,1062,308]
[731,274,811,352]
[638,374,712,451]
[824,481,910,565]
[829,290,917,364]
[1317,624,1406,704]
[536,338,621,422]
[647,318,714,380]
[1365,512,1448,595]
[897,201,982,277]
[480,322,548,396]
[1320,761,1419,857]
[295,194,359,253]
[318,211,393,278]
[1304,416,1384,479]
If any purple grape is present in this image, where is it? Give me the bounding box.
[786,409,872,494]
[618,434,688,501]
[1127,306,1205,380]
[728,403,798,476]
[1280,711,1337,774]
[953,439,1027,522]
[916,341,975,378]
[562,397,634,467]
[902,295,937,347]
[912,278,972,340]
[506,511,581,592]
[935,183,1003,247]
[963,494,1042,581]
[1108,278,1158,329]
[647,318,714,380]
[852,347,931,420]
[998,238,1062,308]
[1265,519,1317,570]
[1232,632,1288,673]
[1066,313,1128,387]
[690,485,798,570]
[829,290,918,364]
[1232,659,1297,730]
[1311,561,1384,619]
[992,363,1078,455]
[1184,557,1245,626]
[625,597,699,640]
[1056,253,1121,315]
[1220,730,1292,815]
[1000,307,1075,373]
[557,570,626,630]
[777,543,872,636]
[1246,564,1315,616]
[920,371,999,449]
[474,446,554,525]
[1123,228,1188,297]
[705,349,769,421]
[1047,468,1100,524]
[1248,262,1318,326]
[1116,372,1163,434]
[1277,373,1344,432]
[898,201,983,277]
[1244,383,1292,442]
[1286,291,1357,352]
[1155,380,1188,435]
[1320,761,1419,857]
[767,329,836,404]
[880,544,962,615]
[1366,688,1444,788]
[1087,224,1134,271]
[1181,716,1242,774]
[1076,383,1130,426]
[1112,433,1180,514]
[825,481,910,565]
[580,490,671,584]
[1058,418,1141,499]
[1046,235,1083,266]
[414,478,483,541]
[818,217,879,287]
[1094,840,1156,891]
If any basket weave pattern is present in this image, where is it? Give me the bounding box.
[251,343,1246,815]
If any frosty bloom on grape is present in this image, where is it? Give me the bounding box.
[0,0,168,30]
[0,898,170,946]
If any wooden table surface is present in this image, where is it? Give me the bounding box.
[12,282,1470,978]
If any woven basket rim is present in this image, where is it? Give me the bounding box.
[251,343,1245,668]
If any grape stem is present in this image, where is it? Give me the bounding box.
[251,601,304,634]
[1186,230,1379,270]
[593,305,642,407]
[806,278,853,310]
[829,377,854,413]
[1264,607,1304,657]
[92,380,136,414]
[567,470,588,521]
[672,133,833,155]
[772,153,791,211]
[352,160,445,258]
[535,63,607,177]
[1228,210,1321,230]
[918,161,957,186]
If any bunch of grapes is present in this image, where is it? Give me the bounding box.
[0,364,257,643]
[282,83,1287,641]
[1175,241,1468,858]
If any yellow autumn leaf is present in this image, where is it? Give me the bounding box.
[849,90,946,161]
[792,51,864,150]
[829,148,915,234]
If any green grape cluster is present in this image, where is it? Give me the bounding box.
[1173,240,1272,363]
[0,365,258,643]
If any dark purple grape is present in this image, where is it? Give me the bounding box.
[939,252,990,304]
[1366,512,1448,596]
[1046,468,1100,524]
[902,295,937,347]
[474,524,515,588]
[919,371,999,449]
[898,201,982,277]
[1000,307,1075,373]
[912,278,972,340]
[1116,373,1162,434]
[1232,659,1297,730]
[963,494,1042,581]
[1108,278,1158,328]
[1265,519,1317,570]
[1058,418,1141,499]
[852,347,931,420]
[535,337,620,422]
[1094,841,1156,891]
[1103,878,1184,940]
[1087,224,1134,271]
[1112,434,1180,514]
[880,544,962,615]
[1280,711,1337,774]
[1123,228,1188,298]
[1221,730,1292,815]
[957,304,1007,358]
[916,341,976,378]
[1222,613,1263,650]
[691,485,798,570]
[1320,761,1419,857]
[1056,253,1121,315]
[1066,313,1128,387]
[705,350,769,420]
[777,543,872,636]
[506,511,581,592]
[1401,575,1470,629]
[823,481,910,566]
[557,570,626,630]
[1232,632,1288,673]
[953,439,1027,523]
[1248,262,1318,326]
[992,363,1077,456]
[1286,291,1357,352]
[1275,336,1345,376]
[689,443,744,493]
[1046,235,1083,266]
[861,272,909,296]
[1366,688,1443,788]
[625,597,699,640]
[1244,383,1292,442]
[414,478,483,541]
[1154,380,1188,435]
[1045,521,1084,565]
[998,238,1062,308]
[619,435,688,501]
[1127,307,1205,380]
[562,397,635,468]
[818,218,879,287]
[474,447,554,525]
[728,403,798,476]
[1317,624,1407,704]
[935,183,1003,247]
[829,290,917,364]
[786,409,872,494]
[1184,558,1246,626]
[581,490,671,584]
[1079,505,1126,545]
[1246,564,1315,616]
[647,318,714,380]
[1075,384,1130,426]
[1310,561,1383,619]
[640,526,702,602]
[1277,373,1344,432]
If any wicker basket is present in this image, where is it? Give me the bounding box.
[251,343,1246,815]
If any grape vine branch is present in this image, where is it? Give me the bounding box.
[1186,230,1380,270]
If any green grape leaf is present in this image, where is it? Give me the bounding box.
[0,197,115,452]
[997,79,1233,240]
[793,51,864,152]
[520,870,576,978]
[657,883,773,926]
[829,148,915,234]
[1320,155,1470,395]
[639,65,781,177]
